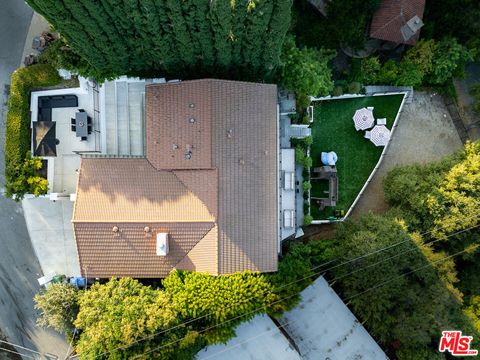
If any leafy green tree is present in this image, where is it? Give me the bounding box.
[383,153,462,231]
[423,0,480,49]
[403,39,436,75]
[465,296,480,332]
[34,283,79,333]
[395,59,425,87]
[427,142,480,239]
[163,271,277,344]
[74,278,201,359]
[279,35,335,98]
[332,214,467,355]
[5,153,49,201]
[375,60,399,85]
[426,37,473,85]
[267,240,334,315]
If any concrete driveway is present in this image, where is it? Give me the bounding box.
[0,1,69,358]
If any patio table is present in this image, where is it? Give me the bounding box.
[75,111,88,137]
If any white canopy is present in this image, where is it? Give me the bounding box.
[369,125,391,146]
[353,108,374,131]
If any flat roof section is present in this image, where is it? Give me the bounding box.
[197,314,302,360]
[280,277,388,360]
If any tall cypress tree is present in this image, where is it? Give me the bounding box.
[165,0,195,69]
[230,0,248,73]
[262,0,292,78]
[209,0,233,73]
[26,0,292,81]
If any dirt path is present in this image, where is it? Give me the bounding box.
[351,92,464,217]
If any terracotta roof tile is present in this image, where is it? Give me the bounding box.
[74,79,278,277]
[146,81,212,170]
[74,158,214,223]
[74,222,214,278]
[370,0,426,45]
[175,225,218,275]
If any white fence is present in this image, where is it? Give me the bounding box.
[310,92,408,224]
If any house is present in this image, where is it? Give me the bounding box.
[370,0,426,45]
[71,79,282,278]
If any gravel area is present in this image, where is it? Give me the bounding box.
[351,92,464,216]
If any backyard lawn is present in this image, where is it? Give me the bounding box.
[310,94,404,220]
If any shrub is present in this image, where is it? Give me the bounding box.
[360,56,381,84]
[302,156,313,169]
[295,146,306,164]
[302,181,312,192]
[303,214,313,225]
[296,94,311,109]
[5,152,49,200]
[347,81,361,94]
[301,115,311,124]
[34,283,79,333]
[5,64,61,198]
[302,135,313,147]
[332,85,343,97]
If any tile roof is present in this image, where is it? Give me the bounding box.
[73,79,278,277]
[73,158,215,223]
[370,0,426,45]
[74,222,214,278]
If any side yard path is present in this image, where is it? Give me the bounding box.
[351,92,464,216]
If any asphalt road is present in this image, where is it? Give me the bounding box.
[0,1,69,358]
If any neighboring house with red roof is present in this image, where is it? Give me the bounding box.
[72,79,281,278]
[370,0,426,45]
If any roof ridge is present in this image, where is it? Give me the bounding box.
[370,13,404,37]
[174,224,218,274]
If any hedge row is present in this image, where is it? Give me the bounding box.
[5,64,61,186]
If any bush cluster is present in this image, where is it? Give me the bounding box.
[5,64,61,199]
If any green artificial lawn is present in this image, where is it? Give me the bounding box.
[310,95,404,220]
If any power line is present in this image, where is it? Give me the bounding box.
[0,346,37,360]
[0,339,42,356]
[75,214,480,359]
[196,246,475,359]
[128,224,480,359]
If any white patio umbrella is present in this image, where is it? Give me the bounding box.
[369,125,391,147]
[353,108,374,131]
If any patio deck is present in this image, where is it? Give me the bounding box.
[31,84,96,194]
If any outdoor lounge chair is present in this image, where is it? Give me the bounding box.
[80,136,87,141]
[377,118,387,125]
[71,125,76,132]
[364,131,371,139]
[367,106,374,111]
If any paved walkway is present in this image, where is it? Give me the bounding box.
[0,3,70,358]
[351,92,464,216]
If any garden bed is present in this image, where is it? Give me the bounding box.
[5,64,61,197]
[310,94,404,220]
